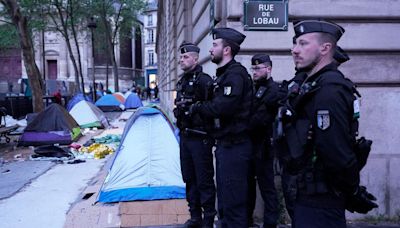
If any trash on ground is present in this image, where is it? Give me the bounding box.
[78,143,115,159]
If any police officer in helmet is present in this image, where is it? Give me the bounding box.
[190,27,253,228]
[174,42,216,228]
[284,19,378,227]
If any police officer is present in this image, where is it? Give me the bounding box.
[174,42,216,228]
[189,27,253,228]
[247,54,281,228]
[283,19,377,227]
[272,42,351,227]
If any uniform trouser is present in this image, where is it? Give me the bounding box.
[293,204,346,228]
[180,135,216,223]
[280,168,296,221]
[216,139,252,228]
[247,141,279,227]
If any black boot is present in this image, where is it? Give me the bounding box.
[202,216,215,228]
[184,218,202,228]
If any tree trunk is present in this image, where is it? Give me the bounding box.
[52,2,82,93]
[71,30,85,94]
[110,40,119,92]
[106,60,109,90]
[68,0,85,94]
[65,37,81,92]
[1,0,44,112]
[103,17,119,92]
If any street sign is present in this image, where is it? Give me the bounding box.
[243,0,288,31]
[210,0,215,30]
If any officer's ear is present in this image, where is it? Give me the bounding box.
[223,45,232,56]
[266,65,272,74]
[320,42,333,55]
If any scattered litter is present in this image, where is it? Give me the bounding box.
[29,145,75,162]
[71,149,94,160]
[79,143,115,159]
[67,159,86,164]
[1,169,10,174]
[93,134,121,144]
[33,145,74,158]
[14,154,22,159]
[82,192,95,200]
[52,160,64,164]
[83,139,95,147]
[69,143,82,150]
[82,128,96,135]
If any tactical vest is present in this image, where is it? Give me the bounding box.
[211,62,253,139]
[283,70,364,195]
[175,71,212,132]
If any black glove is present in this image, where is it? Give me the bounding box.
[173,107,179,118]
[188,102,201,116]
[346,186,378,214]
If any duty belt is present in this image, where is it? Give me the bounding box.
[181,128,208,138]
[215,134,249,146]
[297,171,329,195]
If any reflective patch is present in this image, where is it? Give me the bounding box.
[299,25,305,33]
[224,86,232,95]
[317,110,330,130]
[353,99,360,119]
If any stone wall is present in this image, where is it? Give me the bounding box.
[156,0,400,219]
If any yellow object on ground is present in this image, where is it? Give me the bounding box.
[78,143,114,159]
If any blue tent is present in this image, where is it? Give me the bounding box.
[66,93,92,111]
[95,94,123,112]
[124,93,143,109]
[97,107,184,203]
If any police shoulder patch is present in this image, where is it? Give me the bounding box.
[255,86,267,98]
[317,110,330,130]
[224,86,232,95]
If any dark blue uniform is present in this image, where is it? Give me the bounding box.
[280,19,377,228]
[193,59,253,228]
[284,63,360,228]
[174,65,216,227]
[272,70,309,223]
[247,77,281,228]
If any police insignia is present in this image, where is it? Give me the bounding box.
[224,86,232,95]
[256,86,266,98]
[299,25,305,33]
[353,99,360,119]
[317,110,330,130]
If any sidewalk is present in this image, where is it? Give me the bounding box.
[0,158,106,228]
[64,153,190,228]
[64,158,206,227]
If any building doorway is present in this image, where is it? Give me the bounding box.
[47,60,57,80]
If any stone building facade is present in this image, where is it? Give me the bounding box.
[156,0,400,219]
[143,0,158,88]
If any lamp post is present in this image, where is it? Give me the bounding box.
[88,17,97,101]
